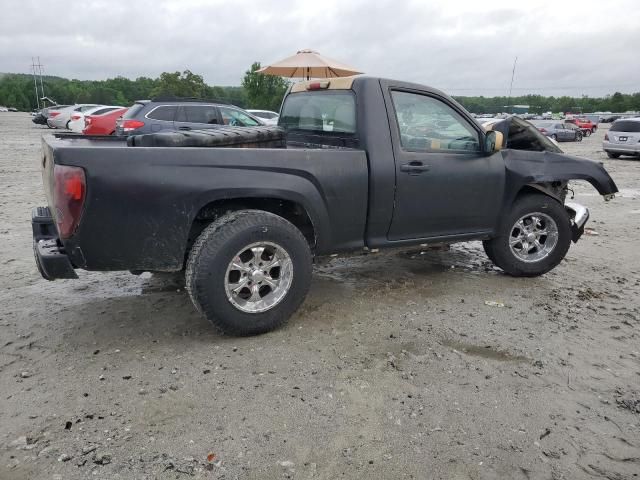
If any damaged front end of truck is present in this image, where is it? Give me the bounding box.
[484,116,618,242]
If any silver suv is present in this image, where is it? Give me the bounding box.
[115,98,264,136]
[603,118,640,158]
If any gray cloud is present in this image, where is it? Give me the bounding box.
[1,0,639,96]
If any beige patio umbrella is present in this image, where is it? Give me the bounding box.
[258,49,363,80]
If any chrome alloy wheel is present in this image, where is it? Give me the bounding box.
[224,242,293,313]
[508,212,559,263]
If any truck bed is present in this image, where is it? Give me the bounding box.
[41,132,369,272]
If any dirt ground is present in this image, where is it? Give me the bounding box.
[0,112,639,480]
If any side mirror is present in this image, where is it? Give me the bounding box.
[484,130,504,153]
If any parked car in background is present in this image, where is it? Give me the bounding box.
[563,122,586,140]
[532,121,583,142]
[603,118,640,158]
[600,114,621,123]
[247,109,280,125]
[32,111,47,125]
[82,107,128,135]
[68,105,124,133]
[566,117,597,133]
[0,106,8,112]
[47,104,101,129]
[32,105,71,126]
[115,98,264,136]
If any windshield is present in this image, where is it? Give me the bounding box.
[279,91,356,134]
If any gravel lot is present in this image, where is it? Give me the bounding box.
[1,112,639,479]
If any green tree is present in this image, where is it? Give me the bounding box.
[242,62,289,111]
[150,70,208,98]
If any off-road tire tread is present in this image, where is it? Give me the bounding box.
[185,210,312,335]
[483,193,571,277]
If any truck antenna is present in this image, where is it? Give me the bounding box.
[507,56,518,114]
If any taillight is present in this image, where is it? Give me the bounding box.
[539,128,547,133]
[53,165,86,239]
[50,112,60,117]
[604,133,609,141]
[71,114,81,121]
[122,119,145,132]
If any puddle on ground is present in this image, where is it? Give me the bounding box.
[442,339,529,362]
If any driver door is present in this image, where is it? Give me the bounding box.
[384,88,504,240]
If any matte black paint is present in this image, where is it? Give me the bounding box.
[36,77,618,275]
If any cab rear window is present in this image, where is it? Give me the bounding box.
[280,91,356,134]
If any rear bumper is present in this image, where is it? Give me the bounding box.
[565,202,589,243]
[32,206,78,280]
[603,141,640,155]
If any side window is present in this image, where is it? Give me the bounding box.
[147,106,177,121]
[176,105,219,124]
[219,107,260,127]
[391,91,480,152]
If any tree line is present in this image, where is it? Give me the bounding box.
[455,92,640,114]
[1,65,638,114]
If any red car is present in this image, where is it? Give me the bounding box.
[567,117,597,134]
[82,107,128,135]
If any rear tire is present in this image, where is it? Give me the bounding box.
[185,210,312,336]
[550,134,557,141]
[575,132,583,142]
[606,151,620,159]
[483,194,571,277]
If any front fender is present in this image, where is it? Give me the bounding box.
[503,149,618,199]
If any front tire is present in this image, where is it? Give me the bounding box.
[550,134,557,141]
[575,132,583,142]
[185,210,312,336]
[584,129,591,137]
[483,194,571,277]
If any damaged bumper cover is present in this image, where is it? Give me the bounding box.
[564,202,589,242]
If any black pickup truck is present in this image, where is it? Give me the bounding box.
[33,76,618,335]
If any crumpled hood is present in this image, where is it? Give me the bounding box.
[483,116,618,196]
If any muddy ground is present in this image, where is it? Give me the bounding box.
[0,112,639,480]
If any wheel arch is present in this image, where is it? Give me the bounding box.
[516,182,567,204]
[186,196,319,261]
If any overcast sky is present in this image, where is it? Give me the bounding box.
[1,0,639,96]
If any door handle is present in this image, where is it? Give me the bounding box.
[400,162,430,174]
[178,126,191,131]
